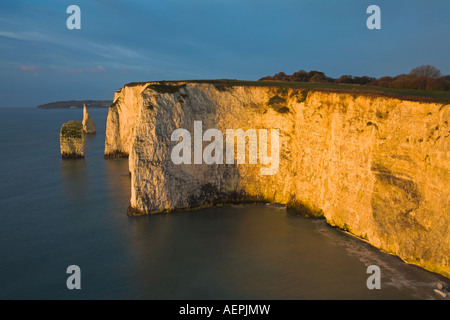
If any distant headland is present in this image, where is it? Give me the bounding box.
[37,100,112,109]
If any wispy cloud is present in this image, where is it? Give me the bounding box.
[0,31,51,42]
[90,65,107,73]
[18,64,39,77]
[0,28,171,71]
[19,65,39,72]
[17,64,108,76]
[62,65,107,74]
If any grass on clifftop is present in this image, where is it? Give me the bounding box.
[190,79,450,103]
[146,83,186,93]
[60,121,83,139]
[127,79,449,103]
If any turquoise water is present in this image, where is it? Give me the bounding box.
[0,108,448,300]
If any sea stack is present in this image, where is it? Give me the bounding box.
[60,120,85,158]
[82,104,96,134]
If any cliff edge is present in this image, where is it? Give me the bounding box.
[105,81,450,278]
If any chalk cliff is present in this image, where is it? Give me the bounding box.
[60,120,85,158]
[104,83,148,158]
[82,105,96,134]
[105,81,450,278]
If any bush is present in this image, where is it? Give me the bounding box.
[258,66,449,91]
[410,65,441,79]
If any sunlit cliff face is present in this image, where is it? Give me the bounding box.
[105,81,450,279]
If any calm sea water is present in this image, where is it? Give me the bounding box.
[0,108,448,300]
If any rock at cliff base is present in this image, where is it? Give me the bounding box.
[60,120,85,159]
[434,289,447,298]
[82,105,96,134]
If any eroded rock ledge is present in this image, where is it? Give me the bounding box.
[105,81,450,278]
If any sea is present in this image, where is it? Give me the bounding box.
[0,107,448,300]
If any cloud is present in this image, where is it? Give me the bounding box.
[90,65,106,73]
[0,29,149,65]
[18,64,39,77]
[1,28,149,64]
[18,64,107,76]
[0,31,51,42]
[62,65,107,74]
[19,65,39,72]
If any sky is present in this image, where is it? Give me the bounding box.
[0,0,449,107]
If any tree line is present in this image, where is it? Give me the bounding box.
[258,65,449,91]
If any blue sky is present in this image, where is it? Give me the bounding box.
[0,0,449,107]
